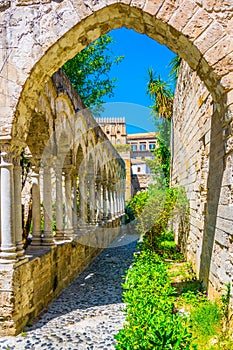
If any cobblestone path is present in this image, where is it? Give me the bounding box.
[0,233,138,350]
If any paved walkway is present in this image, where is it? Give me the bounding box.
[0,232,138,350]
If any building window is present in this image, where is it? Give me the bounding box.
[131,144,137,151]
[149,143,155,150]
[140,143,146,151]
[137,167,141,172]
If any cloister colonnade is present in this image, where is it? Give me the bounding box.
[0,69,125,264]
[0,69,125,335]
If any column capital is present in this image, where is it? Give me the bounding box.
[0,143,13,166]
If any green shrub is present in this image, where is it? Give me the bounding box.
[115,250,195,350]
[137,186,180,251]
[126,190,149,220]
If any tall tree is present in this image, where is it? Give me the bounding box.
[147,68,174,186]
[147,68,173,120]
[63,34,123,108]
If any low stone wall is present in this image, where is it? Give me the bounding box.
[0,220,122,336]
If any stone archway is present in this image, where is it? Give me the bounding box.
[0,1,231,142]
[1,0,233,333]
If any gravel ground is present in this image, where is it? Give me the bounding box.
[0,232,138,350]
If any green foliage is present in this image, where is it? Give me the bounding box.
[147,68,173,120]
[153,231,177,258]
[177,290,207,309]
[20,331,27,337]
[147,69,173,186]
[115,250,195,350]
[63,34,123,108]
[137,186,179,251]
[20,151,31,190]
[146,118,171,186]
[171,268,230,350]
[116,182,231,350]
[221,283,231,320]
[147,55,182,185]
[126,184,188,254]
[125,190,149,222]
[169,54,182,83]
[190,301,222,338]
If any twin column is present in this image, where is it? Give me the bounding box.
[0,149,126,264]
[0,151,27,264]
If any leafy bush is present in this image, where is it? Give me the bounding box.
[137,186,179,251]
[115,250,195,349]
[125,190,149,222]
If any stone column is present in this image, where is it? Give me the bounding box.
[120,180,125,215]
[42,164,54,245]
[0,146,17,263]
[116,182,122,216]
[64,170,73,235]
[79,172,87,226]
[107,186,112,220]
[89,176,96,224]
[122,192,125,214]
[102,181,108,221]
[55,166,63,240]
[96,179,102,224]
[31,166,42,246]
[72,173,78,232]
[115,190,120,217]
[111,190,115,220]
[13,156,27,261]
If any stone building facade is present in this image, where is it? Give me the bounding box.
[95,117,127,144]
[128,132,157,195]
[96,119,157,195]
[127,132,157,155]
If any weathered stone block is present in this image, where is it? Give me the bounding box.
[0,0,10,9]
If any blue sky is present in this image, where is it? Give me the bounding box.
[98,28,176,133]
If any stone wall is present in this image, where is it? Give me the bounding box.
[0,221,122,336]
[172,61,233,304]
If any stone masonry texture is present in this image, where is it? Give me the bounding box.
[172,60,233,305]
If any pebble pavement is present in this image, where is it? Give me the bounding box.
[0,232,139,350]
